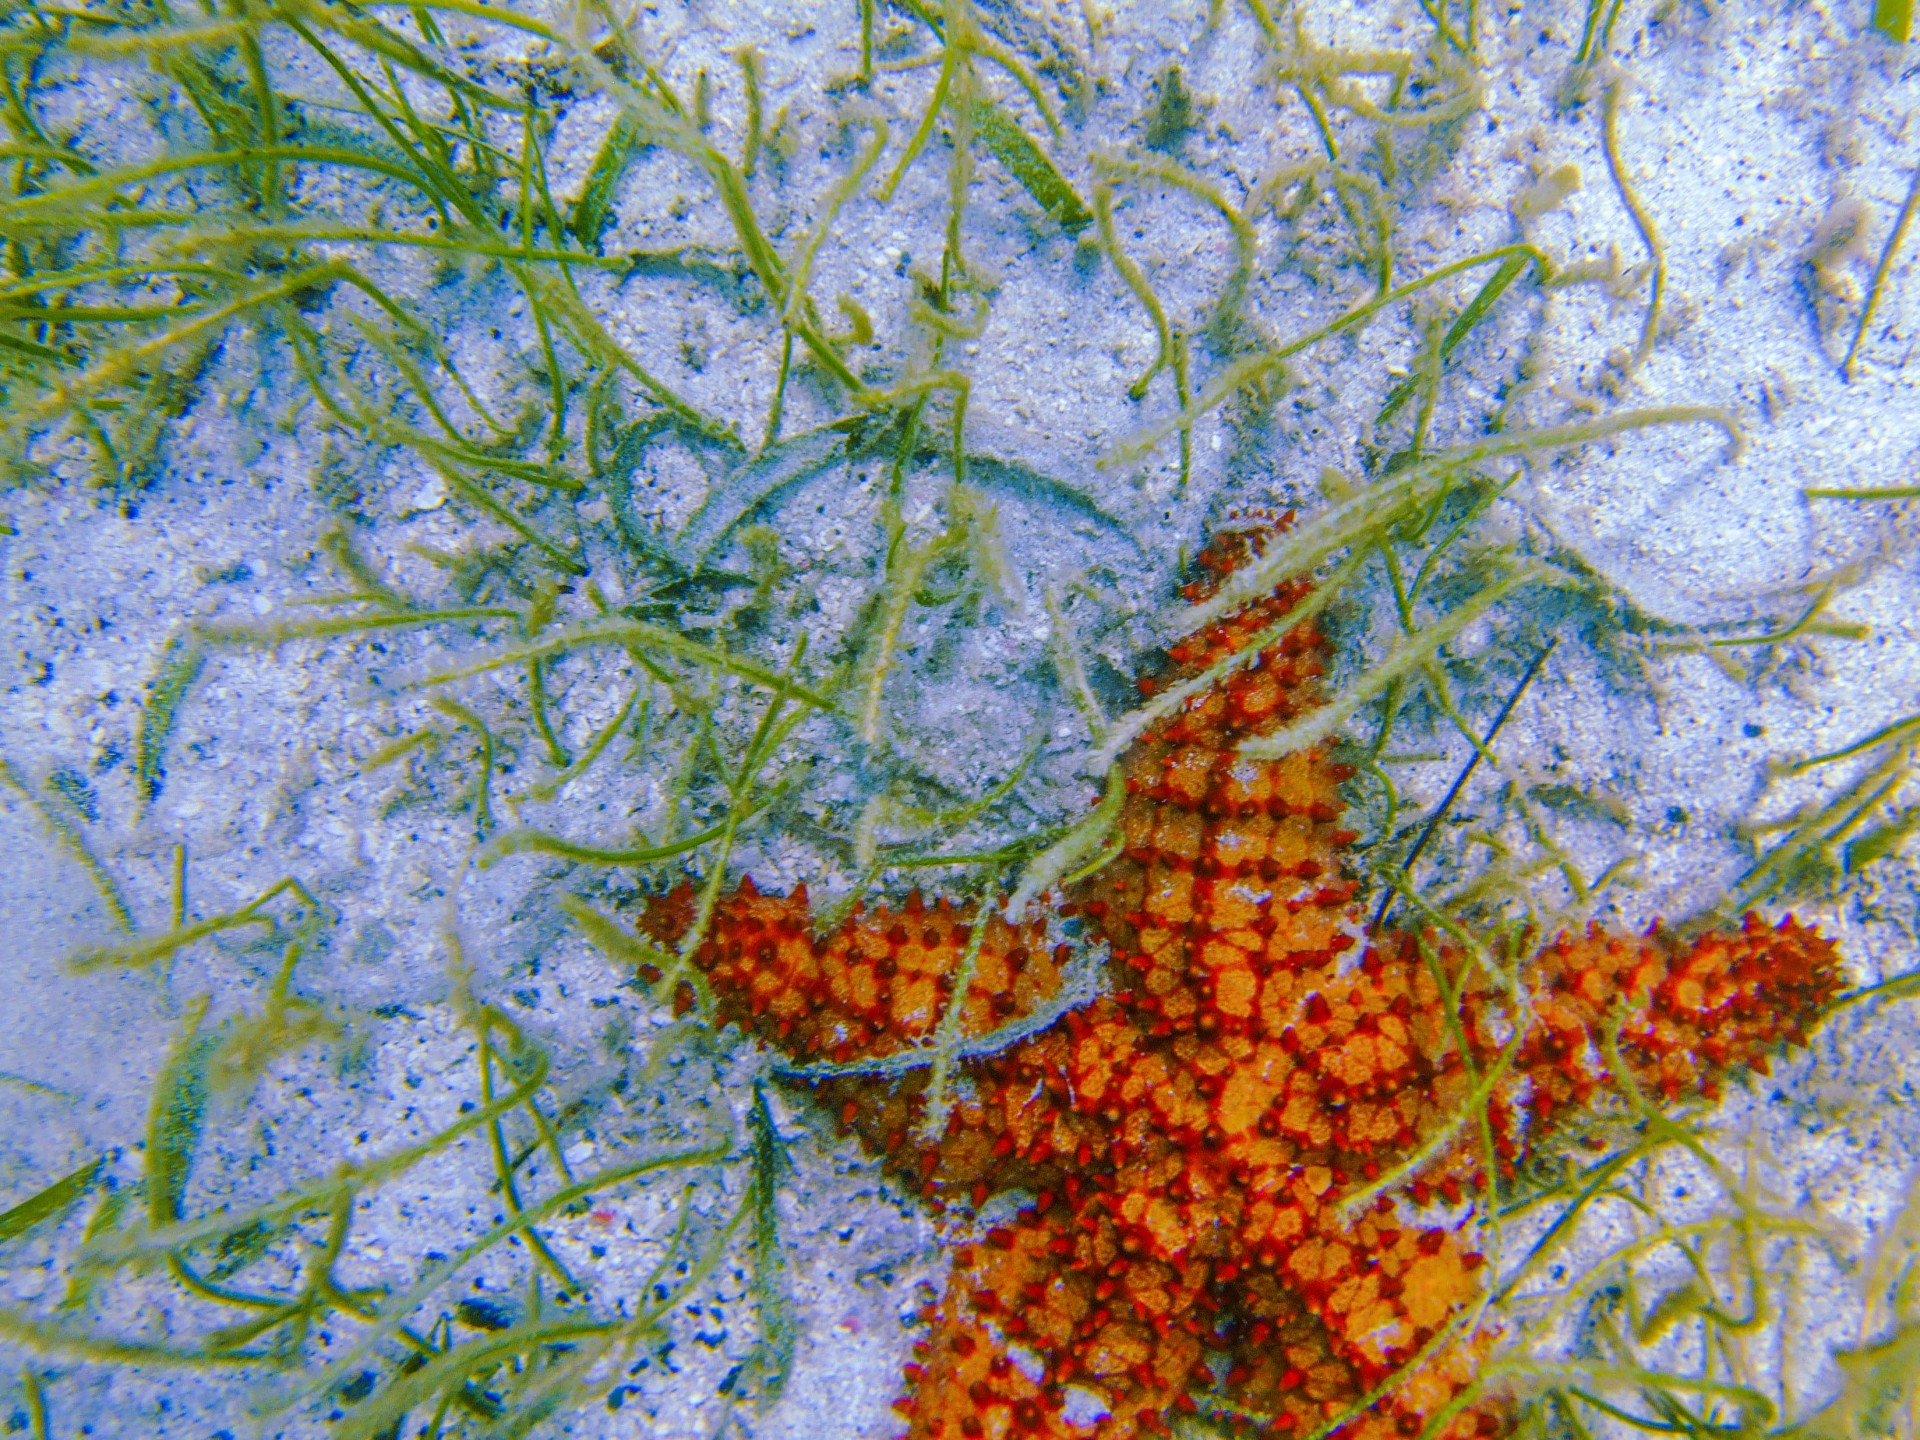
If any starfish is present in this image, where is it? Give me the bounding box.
[641,519,1840,1440]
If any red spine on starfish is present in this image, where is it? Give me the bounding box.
[642,518,1841,1440]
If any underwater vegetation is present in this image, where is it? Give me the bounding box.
[1,0,1919,1437]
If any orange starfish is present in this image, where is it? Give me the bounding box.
[641,519,1840,1440]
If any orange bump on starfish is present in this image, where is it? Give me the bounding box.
[640,517,1841,1440]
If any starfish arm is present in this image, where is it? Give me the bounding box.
[658,878,1110,1208]
[1215,1201,1502,1439]
[896,1199,1205,1439]
[1511,912,1841,1128]
[676,881,1056,1062]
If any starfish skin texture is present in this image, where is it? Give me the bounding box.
[641,521,1841,1440]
